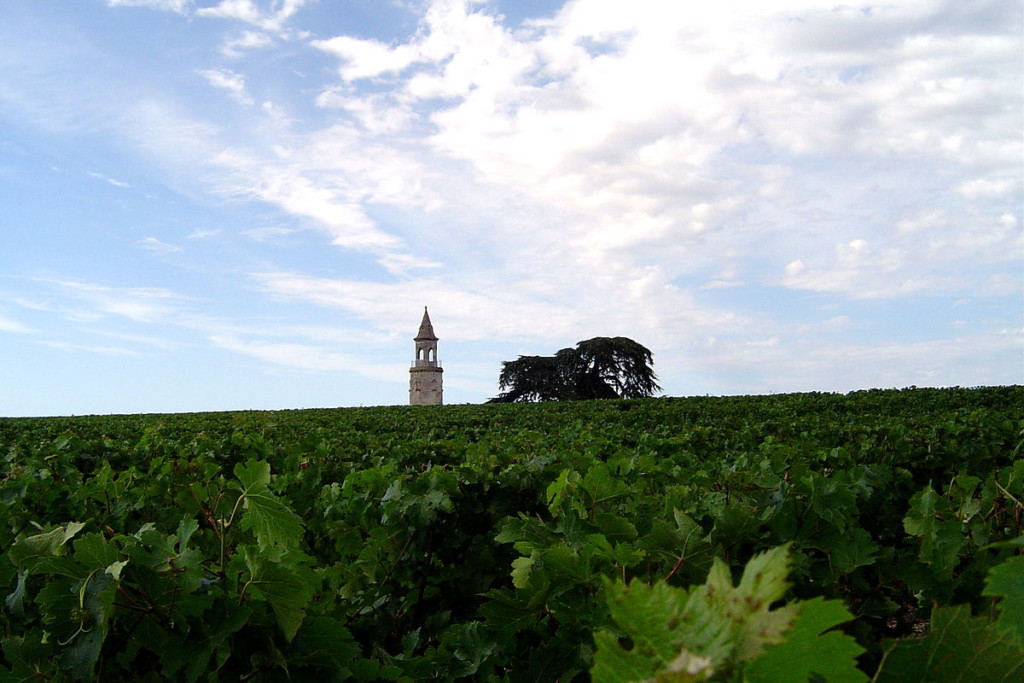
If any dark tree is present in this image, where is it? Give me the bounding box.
[490,337,660,402]
[571,337,661,399]
[491,355,568,403]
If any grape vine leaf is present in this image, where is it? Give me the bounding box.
[160,604,253,680]
[234,461,304,550]
[36,572,115,680]
[74,573,115,676]
[479,588,539,637]
[242,546,317,642]
[591,630,663,683]
[903,486,965,572]
[592,544,856,682]
[743,597,867,683]
[4,572,27,616]
[874,604,1024,682]
[8,522,86,575]
[289,616,359,673]
[72,533,120,571]
[981,554,1024,642]
[511,553,538,589]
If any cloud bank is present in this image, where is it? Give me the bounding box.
[2,0,1020,411]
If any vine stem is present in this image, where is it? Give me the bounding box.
[993,477,1021,507]
[663,555,686,582]
[219,490,247,598]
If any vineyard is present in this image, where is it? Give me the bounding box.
[1,386,1022,681]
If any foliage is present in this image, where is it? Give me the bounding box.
[873,601,1023,682]
[492,336,660,402]
[490,354,569,403]
[592,544,867,683]
[0,386,1021,679]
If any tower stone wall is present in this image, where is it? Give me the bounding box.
[409,307,443,405]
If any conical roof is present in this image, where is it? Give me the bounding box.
[415,306,437,340]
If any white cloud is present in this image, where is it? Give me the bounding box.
[780,238,945,299]
[137,237,182,253]
[186,229,220,239]
[296,0,1019,318]
[316,90,414,134]
[242,226,295,242]
[314,37,422,81]
[221,30,275,57]
[701,279,744,290]
[0,313,33,334]
[41,341,143,357]
[22,279,186,324]
[8,0,1019,404]
[197,68,254,105]
[252,271,586,343]
[209,333,404,380]
[197,0,311,32]
[795,315,852,335]
[212,149,399,251]
[780,205,1023,299]
[197,0,264,25]
[957,177,1018,199]
[207,121,449,272]
[87,329,182,351]
[696,326,1024,394]
[87,171,130,187]
[107,0,191,13]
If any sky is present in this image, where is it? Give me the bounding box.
[0,0,1021,416]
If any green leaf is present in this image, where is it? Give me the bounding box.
[72,533,119,571]
[735,544,792,608]
[542,543,592,584]
[511,553,539,589]
[4,572,27,617]
[290,616,359,673]
[982,554,1024,643]
[815,525,879,574]
[705,545,799,665]
[1,634,54,680]
[176,516,199,550]
[8,522,87,575]
[242,546,317,642]
[35,571,115,680]
[105,560,129,581]
[592,629,662,683]
[160,603,252,680]
[605,579,692,664]
[443,621,497,675]
[479,588,539,637]
[547,469,581,511]
[593,544,810,682]
[875,604,1024,682]
[234,461,305,550]
[744,597,867,683]
[234,459,272,490]
[903,486,965,572]
[594,511,638,541]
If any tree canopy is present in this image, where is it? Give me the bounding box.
[491,337,660,403]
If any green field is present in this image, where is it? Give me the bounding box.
[1,387,1022,681]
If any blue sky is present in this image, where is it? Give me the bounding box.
[1,0,1021,416]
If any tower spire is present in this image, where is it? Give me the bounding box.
[409,307,443,405]
[416,306,437,341]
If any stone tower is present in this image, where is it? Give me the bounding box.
[409,307,443,405]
